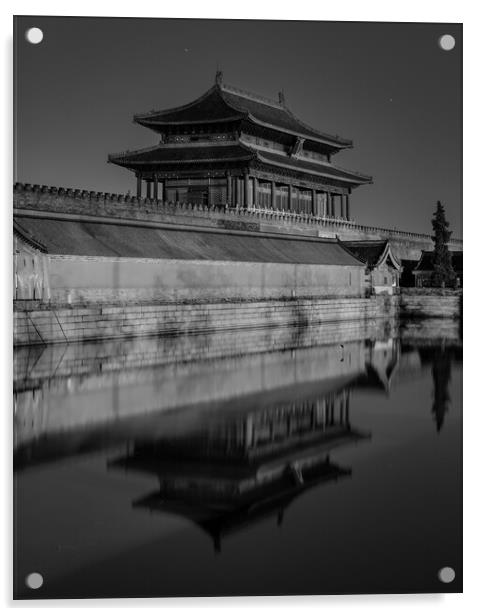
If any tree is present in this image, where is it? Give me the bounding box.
[431,201,456,287]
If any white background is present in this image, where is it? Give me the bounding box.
[1,1,480,614]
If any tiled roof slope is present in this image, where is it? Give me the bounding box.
[414,250,463,271]
[258,151,372,183]
[14,215,364,266]
[134,83,352,148]
[108,142,371,185]
[108,143,255,165]
[341,241,389,266]
[221,85,351,147]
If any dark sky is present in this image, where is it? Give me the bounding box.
[14,17,462,236]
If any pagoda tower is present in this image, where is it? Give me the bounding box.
[108,72,372,219]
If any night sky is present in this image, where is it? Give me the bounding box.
[14,17,462,236]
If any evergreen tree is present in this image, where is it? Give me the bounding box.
[431,201,456,287]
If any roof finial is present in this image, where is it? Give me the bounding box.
[215,68,223,86]
[278,89,286,106]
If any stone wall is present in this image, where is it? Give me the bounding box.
[14,296,399,346]
[399,289,462,319]
[13,183,462,261]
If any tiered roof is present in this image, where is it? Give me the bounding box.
[134,79,352,149]
[109,75,372,188]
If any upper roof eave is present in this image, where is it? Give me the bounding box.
[133,82,353,149]
[244,113,352,149]
[218,82,353,148]
[134,85,218,122]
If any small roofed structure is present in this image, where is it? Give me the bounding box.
[413,250,463,288]
[340,239,402,294]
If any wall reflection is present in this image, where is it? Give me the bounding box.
[13,318,461,473]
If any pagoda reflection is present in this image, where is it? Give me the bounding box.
[108,389,369,551]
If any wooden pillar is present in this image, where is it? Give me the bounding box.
[244,172,250,208]
[159,181,165,202]
[288,184,293,211]
[253,177,259,208]
[327,192,332,217]
[311,189,316,216]
[270,180,276,210]
[136,175,142,199]
[153,177,158,201]
[146,180,152,200]
[226,173,232,207]
[346,194,351,220]
[235,177,241,207]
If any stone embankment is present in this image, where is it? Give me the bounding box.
[399,288,462,320]
[14,296,398,346]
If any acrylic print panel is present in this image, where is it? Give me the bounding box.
[13,16,462,599]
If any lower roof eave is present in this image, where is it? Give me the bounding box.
[255,152,372,186]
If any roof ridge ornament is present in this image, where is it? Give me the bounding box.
[278,90,286,106]
[215,70,224,86]
[290,137,304,158]
[221,81,284,108]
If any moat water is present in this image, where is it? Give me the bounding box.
[13,318,462,598]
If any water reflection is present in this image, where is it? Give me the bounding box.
[13,318,462,597]
[14,319,395,467]
[108,388,366,553]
